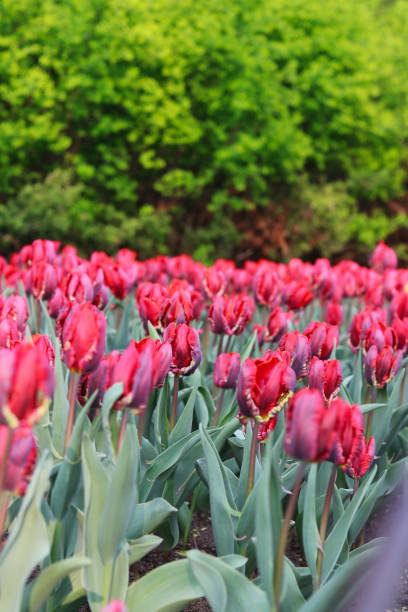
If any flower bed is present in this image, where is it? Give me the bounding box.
[0,239,407,611]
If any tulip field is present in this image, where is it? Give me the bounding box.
[1,239,408,612]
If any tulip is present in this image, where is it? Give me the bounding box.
[279,331,311,379]
[0,317,22,348]
[213,352,241,389]
[1,295,29,332]
[79,350,121,412]
[32,334,55,366]
[0,343,55,428]
[62,302,107,374]
[136,282,169,333]
[209,294,254,336]
[258,415,278,441]
[0,425,37,496]
[136,338,172,389]
[363,322,397,353]
[370,240,397,273]
[63,270,94,303]
[103,263,132,299]
[111,340,154,412]
[348,308,385,353]
[391,317,408,352]
[283,280,313,310]
[163,323,202,376]
[159,289,193,329]
[47,287,66,319]
[284,388,340,463]
[328,399,364,470]
[308,357,342,402]
[100,600,127,612]
[26,262,58,301]
[252,265,280,307]
[345,436,375,479]
[364,345,402,388]
[304,321,339,360]
[390,291,408,321]
[265,307,290,343]
[325,301,344,327]
[201,267,226,301]
[237,349,296,421]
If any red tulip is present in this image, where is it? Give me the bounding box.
[348,308,385,353]
[237,349,296,421]
[0,424,37,496]
[79,350,121,409]
[391,317,408,352]
[252,265,280,307]
[100,601,127,612]
[304,321,339,360]
[0,317,22,349]
[62,302,107,374]
[370,240,397,273]
[209,294,254,336]
[163,323,202,376]
[363,322,397,353]
[111,340,154,412]
[345,436,375,479]
[364,345,402,388]
[0,342,55,428]
[283,280,313,310]
[1,295,29,332]
[325,301,344,327]
[265,308,291,343]
[26,262,58,300]
[279,331,311,379]
[136,282,169,333]
[32,334,55,366]
[284,388,340,462]
[136,338,172,388]
[328,399,364,469]
[213,352,241,389]
[47,287,66,319]
[201,267,227,302]
[308,357,342,402]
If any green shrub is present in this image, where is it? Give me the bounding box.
[0,0,407,260]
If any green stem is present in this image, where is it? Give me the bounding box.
[212,389,225,426]
[117,409,128,453]
[201,314,210,374]
[315,464,337,589]
[137,410,145,446]
[183,483,202,549]
[217,334,224,358]
[63,372,81,452]
[170,375,180,430]
[245,421,260,500]
[273,462,306,611]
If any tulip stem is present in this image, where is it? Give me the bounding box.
[64,372,81,453]
[315,464,337,589]
[137,411,145,445]
[170,375,180,430]
[245,420,259,500]
[212,389,225,426]
[117,410,128,453]
[217,335,224,358]
[0,427,13,493]
[202,315,210,374]
[0,492,10,551]
[274,461,306,611]
[224,336,232,354]
[365,388,376,441]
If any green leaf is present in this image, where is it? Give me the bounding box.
[0,453,52,612]
[349,349,363,404]
[240,331,257,363]
[255,437,282,605]
[98,424,138,563]
[148,320,161,341]
[128,535,163,564]
[154,377,170,449]
[321,465,377,582]
[126,559,203,611]
[29,555,91,612]
[188,550,270,612]
[302,463,320,585]
[127,498,177,539]
[236,424,260,511]
[168,385,198,446]
[199,424,236,556]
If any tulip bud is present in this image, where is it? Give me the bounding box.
[0,342,55,428]
[209,294,254,336]
[213,352,241,389]
[136,338,172,388]
[26,262,58,300]
[32,334,55,367]
[62,302,107,374]
[345,436,375,479]
[201,268,227,302]
[304,321,339,360]
[283,280,313,310]
[0,316,22,348]
[364,345,402,388]
[47,287,66,319]
[328,399,364,469]
[1,295,29,332]
[284,388,340,462]
[363,322,397,353]
[308,357,342,402]
[370,240,397,273]
[279,331,311,379]
[252,265,280,307]
[265,307,290,343]
[111,340,154,412]
[159,290,193,328]
[136,282,169,333]
[237,349,296,421]
[79,350,120,409]
[163,323,202,376]
[325,301,344,327]
[391,317,408,352]
[0,424,37,496]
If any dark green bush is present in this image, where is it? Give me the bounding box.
[0,0,407,261]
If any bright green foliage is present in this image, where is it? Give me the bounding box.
[0,0,407,260]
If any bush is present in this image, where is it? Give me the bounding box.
[0,0,407,261]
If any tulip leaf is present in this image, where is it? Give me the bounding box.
[188,550,270,612]
[126,559,203,611]
[240,331,257,363]
[197,385,215,426]
[0,453,52,612]
[148,320,161,341]
[236,423,260,511]
[98,424,138,563]
[360,402,387,414]
[49,331,69,456]
[302,463,320,584]
[50,396,94,519]
[349,349,362,404]
[348,471,386,544]
[28,555,91,612]
[235,478,260,544]
[255,437,282,605]
[280,558,306,611]
[115,297,132,349]
[154,377,170,449]
[299,541,381,612]
[199,424,237,556]
[168,385,198,446]
[101,383,124,426]
[321,465,377,582]
[128,534,163,564]
[127,498,177,539]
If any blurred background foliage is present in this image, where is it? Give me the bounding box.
[0,0,408,263]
